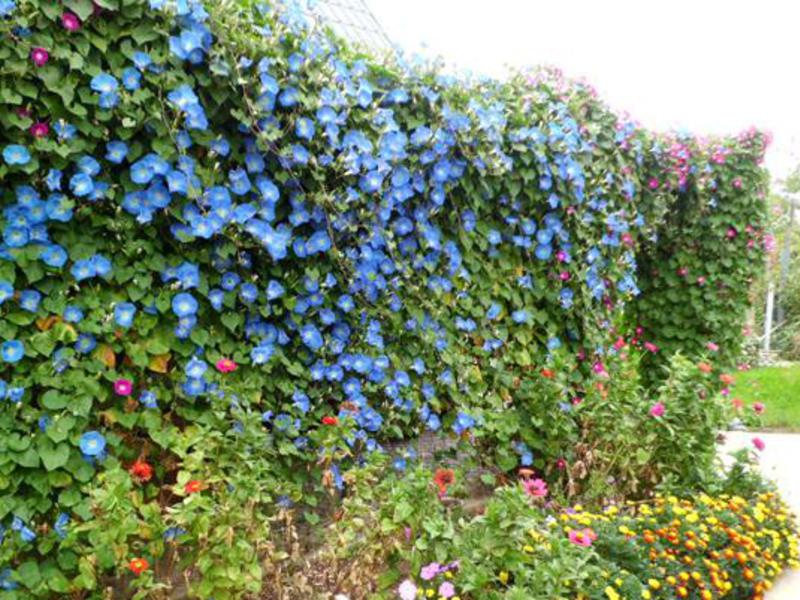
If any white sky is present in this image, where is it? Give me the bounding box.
[366,0,800,180]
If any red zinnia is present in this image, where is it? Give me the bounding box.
[129,460,153,482]
[321,416,338,426]
[129,557,149,575]
[433,468,455,496]
[184,480,202,494]
[215,358,237,373]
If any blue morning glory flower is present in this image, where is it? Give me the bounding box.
[70,173,94,197]
[79,431,106,457]
[91,73,119,94]
[511,309,529,324]
[75,334,97,354]
[295,117,315,141]
[185,356,208,378]
[300,324,323,352]
[45,169,63,191]
[0,0,16,17]
[172,292,198,317]
[2,145,30,165]
[1,340,24,363]
[19,290,41,312]
[63,305,84,323]
[121,67,141,90]
[106,141,129,164]
[132,51,152,70]
[114,302,137,328]
[54,513,70,539]
[40,244,68,268]
[0,281,13,305]
[139,390,158,408]
[251,342,274,364]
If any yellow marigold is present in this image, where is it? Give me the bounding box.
[604,586,620,600]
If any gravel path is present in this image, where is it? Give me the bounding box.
[722,431,800,599]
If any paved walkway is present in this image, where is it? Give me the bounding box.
[722,431,800,599]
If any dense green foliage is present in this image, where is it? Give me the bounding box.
[0,0,773,596]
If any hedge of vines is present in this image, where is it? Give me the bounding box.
[0,0,768,595]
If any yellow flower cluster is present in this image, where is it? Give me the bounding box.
[555,492,799,599]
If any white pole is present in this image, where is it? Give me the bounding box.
[763,282,775,357]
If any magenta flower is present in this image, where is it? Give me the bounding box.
[215,358,237,373]
[753,402,765,415]
[649,402,665,418]
[648,177,659,190]
[31,47,50,67]
[644,341,659,353]
[61,11,81,31]
[438,582,455,599]
[30,122,49,138]
[114,379,133,396]
[568,527,597,547]
[752,437,765,451]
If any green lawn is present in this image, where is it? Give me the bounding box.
[731,365,800,431]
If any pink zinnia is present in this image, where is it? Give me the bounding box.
[568,528,597,547]
[61,11,81,31]
[438,582,455,599]
[650,402,665,418]
[114,379,133,396]
[523,478,548,498]
[753,402,765,415]
[644,341,659,353]
[30,122,49,138]
[398,580,417,600]
[420,562,441,580]
[215,358,237,373]
[752,437,765,451]
[31,47,50,67]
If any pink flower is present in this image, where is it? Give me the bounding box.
[726,227,737,239]
[420,562,441,581]
[706,342,719,352]
[523,478,548,498]
[753,402,765,415]
[61,11,81,31]
[752,437,765,451]
[559,271,570,281]
[644,341,659,353]
[215,358,237,373]
[30,122,50,138]
[677,266,688,277]
[438,582,455,599]
[696,276,706,285]
[556,250,568,262]
[568,528,597,547]
[398,580,417,600]
[733,178,742,189]
[650,402,665,418]
[31,47,50,67]
[114,379,133,396]
[648,178,659,190]
[556,457,567,470]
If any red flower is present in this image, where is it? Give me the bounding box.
[129,460,153,482]
[184,480,203,494]
[433,468,455,496]
[321,416,338,426]
[128,557,149,575]
[540,368,554,379]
